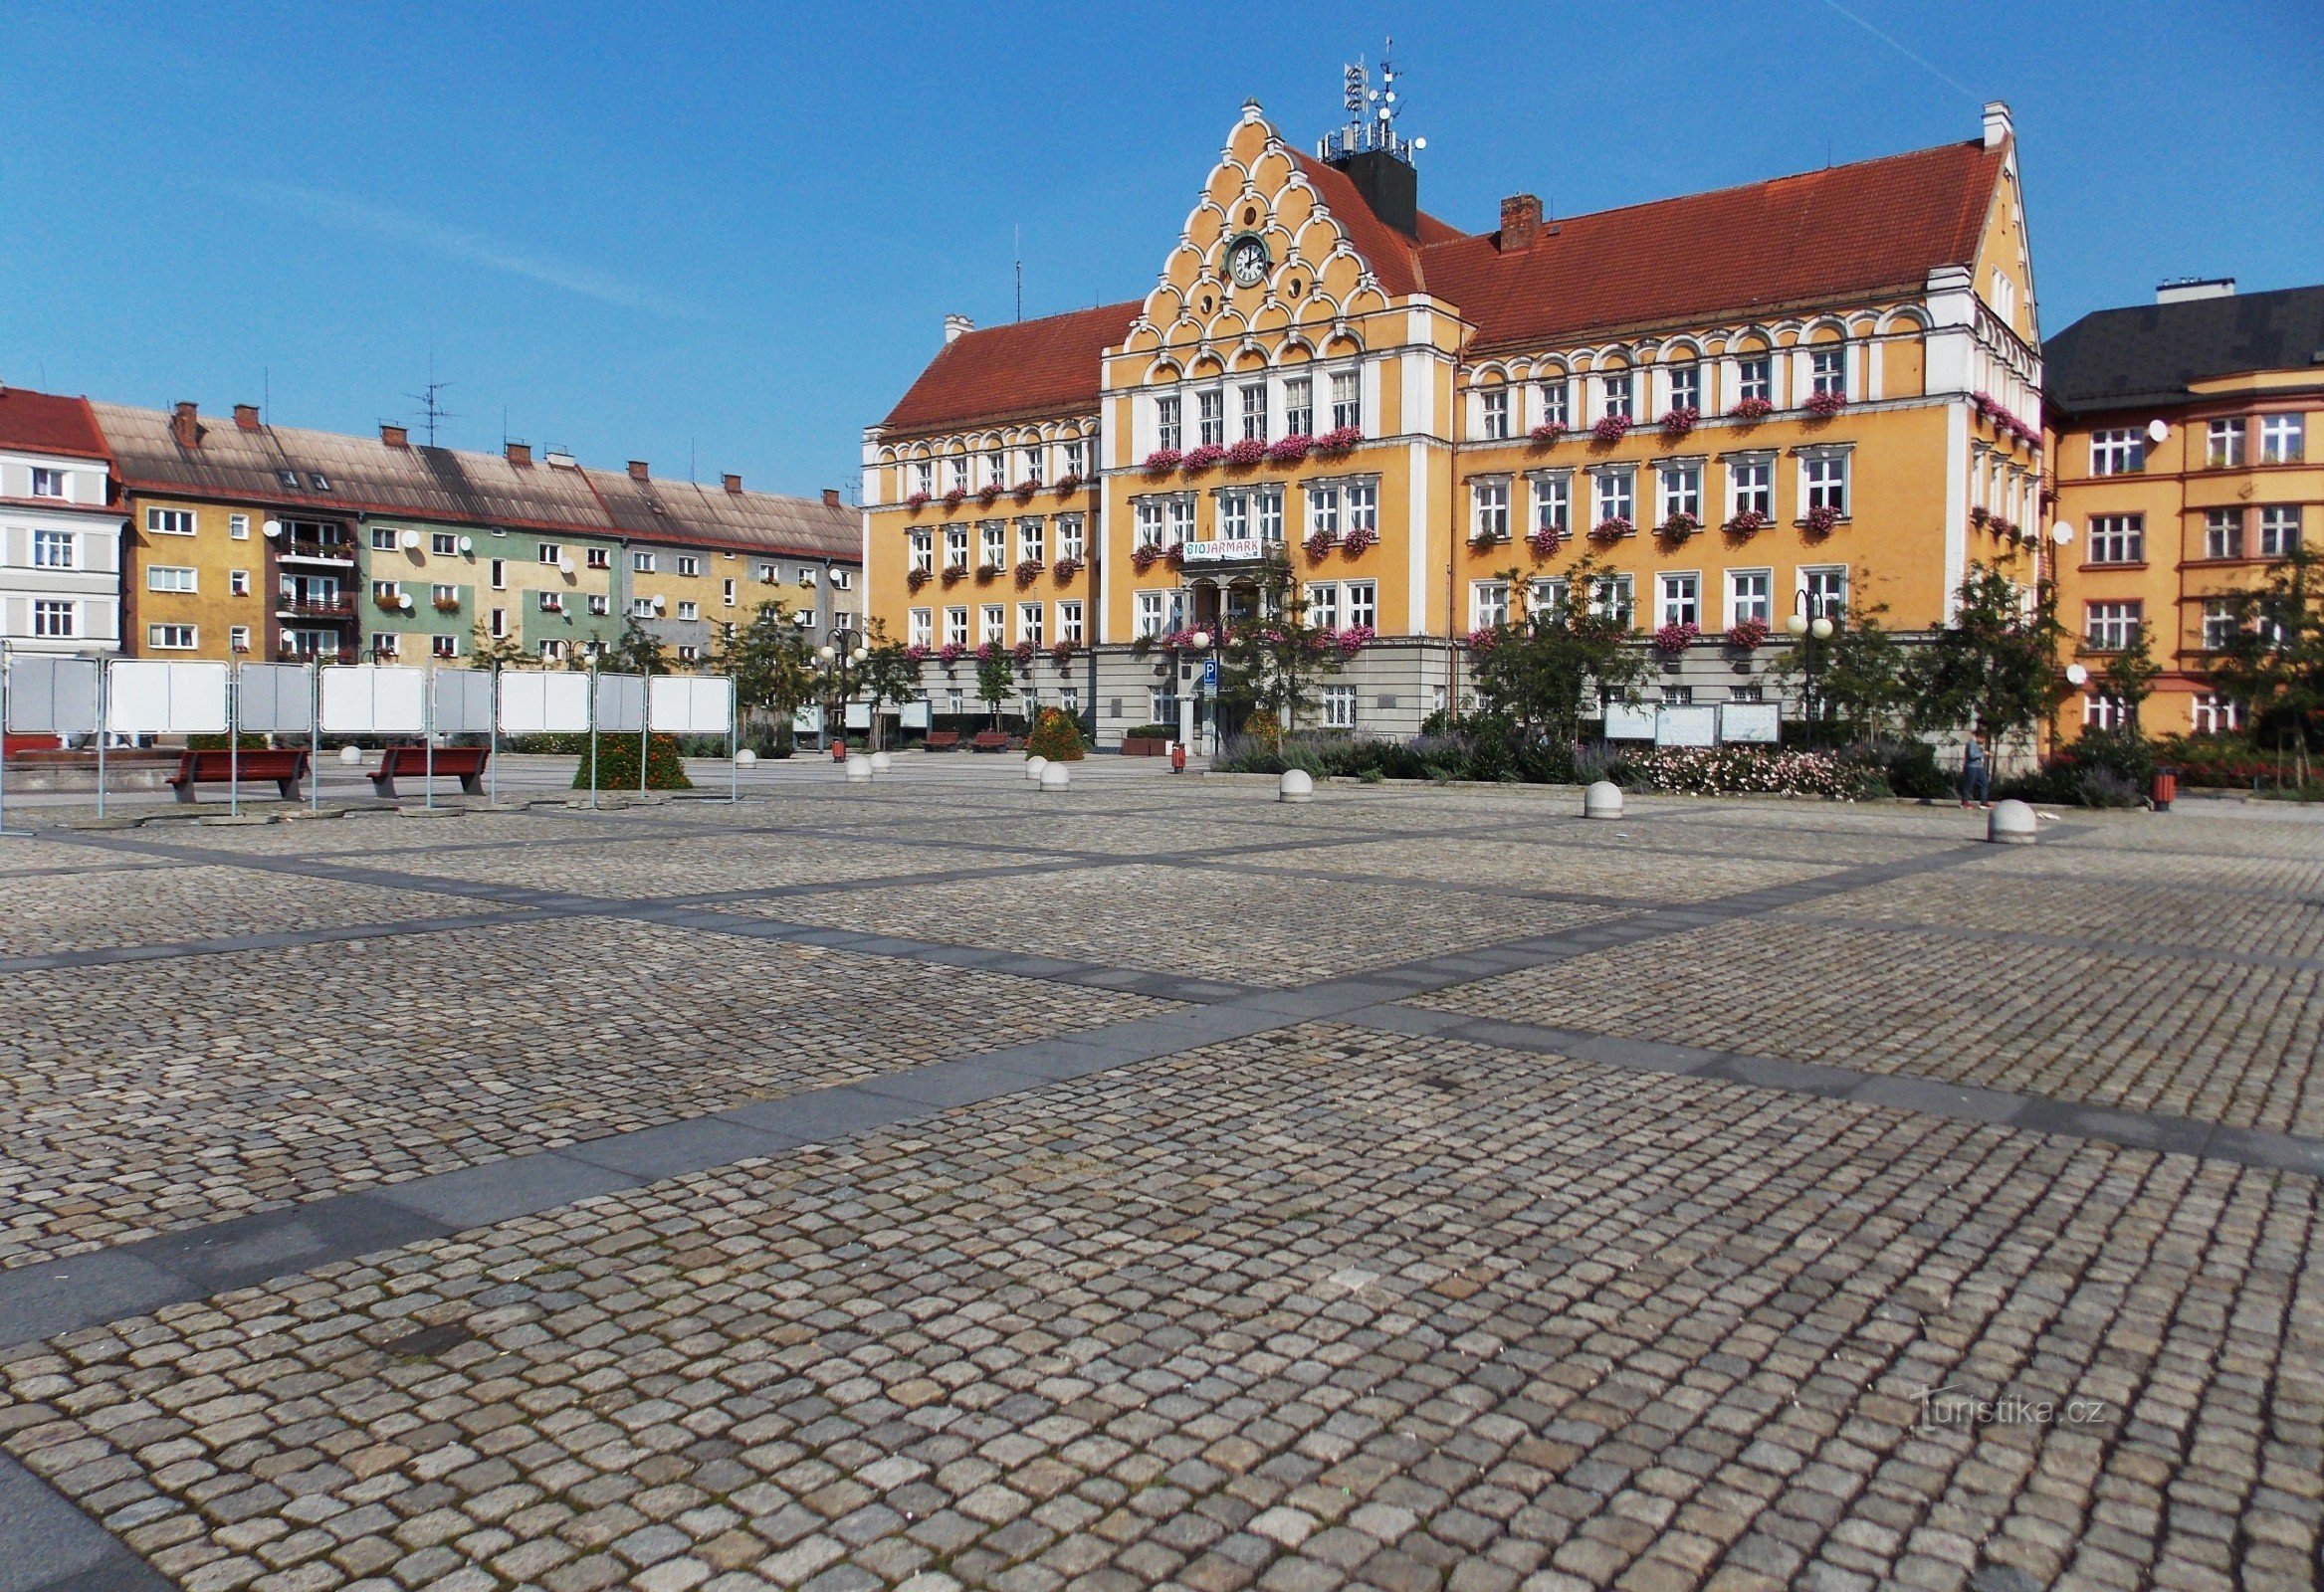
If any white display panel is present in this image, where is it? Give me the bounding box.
[791,704,823,734]
[318,666,426,734]
[844,702,871,729]
[234,664,314,734]
[106,661,229,734]
[4,655,101,734]
[901,699,931,729]
[1654,704,1720,748]
[1720,702,1782,744]
[431,670,496,735]
[593,673,646,733]
[647,676,734,734]
[1602,702,1658,741]
[498,672,591,734]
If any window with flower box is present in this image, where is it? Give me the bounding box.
[1156,395,1182,453]
[1197,389,1225,448]
[1134,499,1163,549]
[1308,582,1340,630]
[945,607,968,645]
[1538,377,1569,429]
[1530,472,1572,535]
[979,521,1006,567]
[1736,357,1772,404]
[2208,418,2245,469]
[2087,514,2144,564]
[1657,573,1699,628]
[1469,580,1509,630]
[1727,455,1773,519]
[1347,582,1375,629]
[2085,600,2142,651]
[1285,378,1313,436]
[1727,569,1772,628]
[1331,370,1362,432]
[1480,388,1510,440]
[1018,603,1043,645]
[1599,371,1633,422]
[1240,384,1268,441]
[909,529,934,573]
[2259,505,2303,556]
[1256,485,1284,543]
[1020,448,1042,485]
[947,457,967,493]
[1308,482,1342,538]
[1471,478,1511,542]
[1165,496,1194,544]
[1592,467,1634,525]
[1017,518,1044,563]
[944,525,969,568]
[1809,347,1846,397]
[1801,452,1849,514]
[976,451,999,489]
[978,605,1004,644]
[1668,364,1701,413]
[1059,600,1084,643]
[2090,429,2145,476]
[1063,440,1086,478]
[2192,693,2239,733]
[1057,514,1084,562]
[2260,414,2304,464]
[1659,462,1702,522]
[909,609,933,646]
[913,461,934,497]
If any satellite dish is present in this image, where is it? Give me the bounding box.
[399,528,422,550]
[458,535,474,554]
[262,519,282,538]
[652,595,665,611]
[557,556,575,575]
[2051,521,2075,545]
[2065,663,2089,687]
[2146,419,2169,444]
[398,593,414,612]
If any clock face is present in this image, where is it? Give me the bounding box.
[1225,235,1270,289]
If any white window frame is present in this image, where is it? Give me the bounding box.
[2090,429,2145,476]
[1322,685,1358,729]
[146,565,197,593]
[2259,505,2302,558]
[2085,600,2142,652]
[145,507,195,536]
[147,623,198,650]
[1135,590,1165,639]
[1471,478,1511,542]
[1469,579,1510,631]
[1799,450,1850,515]
[1058,514,1085,562]
[30,529,77,569]
[1592,468,1634,526]
[1798,565,1848,621]
[978,604,1004,644]
[1479,388,1511,441]
[1347,582,1376,630]
[909,609,933,646]
[1017,601,1043,645]
[2259,413,2304,464]
[1656,572,1700,628]
[2204,508,2243,561]
[2087,514,2144,565]
[1808,346,1846,397]
[1726,568,1773,629]
[31,599,76,638]
[1530,472,1571,534]
[945,606,969,646]
[1599,371,1633,422]
[2208,418,2245,469]
[1059,600,1084,643]
[1658,462,1702,522]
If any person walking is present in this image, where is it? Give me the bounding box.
[1960,735,1991,809]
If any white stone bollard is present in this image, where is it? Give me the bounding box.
[736,747,756,767]
[1279,768,1315,804]
[338,745,363,765]
[869,750,892,774]
[1025,755,1048,782]
[1584,780,1623,819]
[1039,761,1071,792]
[844,753,873,784]
[1988,798,2038,845]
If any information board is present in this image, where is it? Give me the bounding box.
[235,664,315,734]
[107,661,228,734]
[318,666,425,735]
[4,655,101,734]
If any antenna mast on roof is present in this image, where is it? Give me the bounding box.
[1318,40,1423,163]
[1014,226,1023,322]
[408,354,455,448]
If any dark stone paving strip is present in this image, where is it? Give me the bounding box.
[1787,910,2324,972]
[0,1450,171,1592]
[0,909,540,975]
[1345,1003,2324,1180]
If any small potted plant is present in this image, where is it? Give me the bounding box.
[1013,480,1039,501]
[1131,543,1162,573]
[1012,640,1036,668]
[938,642,967,667]
[1052,471,1083,495]
[1591,414,1633,446]
[904,643,932,665]
[976,558,1006,580]
[1049,639,1078,669]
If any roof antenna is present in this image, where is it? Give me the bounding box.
[1014,226,1023,322]
[263,366,270,424]
[408,353,454,448]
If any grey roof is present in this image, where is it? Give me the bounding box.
[87,402,858,561]
[2045,285,2324,417]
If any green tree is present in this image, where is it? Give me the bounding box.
[603,616,671,677]
[1905,563,2073,760]
[2208,542,2324,784]
[1469,558,1645,743]
[1767,594,1910,743]
[712,598,815,743]
[854,620,924,752]
[469,622,529,672]
[1218,553,1343,741]
[972,642,1016,728]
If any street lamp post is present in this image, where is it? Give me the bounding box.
[814,629,870,753]
[1785,592,1835,745]
[1186,628,1214,756]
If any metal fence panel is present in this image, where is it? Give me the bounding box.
[498,671,590,734]
[235,663,315,733]
[431,670,495,735]
[107,660,229,734]
[318,666,426,734]
[592,672,646,733]
[647,676,734,735]
[3,655,101,734]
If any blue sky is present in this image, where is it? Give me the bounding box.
[3,1,2317,499]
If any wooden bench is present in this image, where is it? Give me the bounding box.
[369,744,488,799]
[168,748,309,803]
[970,730,1011,753]
[924,730,961,751]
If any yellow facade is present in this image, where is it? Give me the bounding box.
[121,493,278,661]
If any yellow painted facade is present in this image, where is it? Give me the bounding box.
[120,493,279,661]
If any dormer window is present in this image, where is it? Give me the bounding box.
[276,470,301,490]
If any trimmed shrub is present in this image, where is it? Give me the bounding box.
[573,732,694,790]
[1026,706,1086,761]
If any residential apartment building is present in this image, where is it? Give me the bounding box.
[81,403,854,667]
[2047,281,2323,738]
[863,95,2043,742]
[0,386,121,657]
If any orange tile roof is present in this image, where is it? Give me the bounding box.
[1421,141,2005,353]
[882,302,1142,434]
[0,387,108,462]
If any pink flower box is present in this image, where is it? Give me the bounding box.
[1651,621,1700,656]
[1590,515,1635,540]
[1528,422,1568,446]
[1658,406,1700,441]
[1591,414,1633,445]
[905,491,931,510]
[1722,509,1769,536]
[1341,525,1378,555]
[1267,435,1315,464]
[1805,390,1848,418]
[1724,618,1770,652]
[1224,438,1267,468]
[1727,398,1774,423]
[942,487,967,507]
[1180,444,1227,474]
[1315,426,1362,454]
[1802,503,1842,533]
[1144,449,1183,474]
[1658,510,1702,539]
[1525,525,1564,556]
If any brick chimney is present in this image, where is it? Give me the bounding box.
[505,441,532,467]
[723,473,742,494]
[822,488,842,508]
[233,403,261,431]
[628,460,650,481]
[1499,194,1543,252]
[170,402,200,449]
[380,423,409,448]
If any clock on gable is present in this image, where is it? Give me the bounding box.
[1224,233,1270,289]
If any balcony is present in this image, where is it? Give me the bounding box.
[274,647,345,666]
[279,535,356,565]
[276,596,356,620]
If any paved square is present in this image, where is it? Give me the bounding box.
[0,766,2317,1592]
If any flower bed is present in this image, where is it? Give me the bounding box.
[1658,406,1699,441]
[1727,397,1774,423]
[1805,390,1848,418]
[1651,621,1699,657]
[1591,414,1633,445]
[1224,438,1266,468]
[1619,745,1885,801]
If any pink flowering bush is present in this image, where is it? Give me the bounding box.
[1526,524,1564,556]
[1013,480,1039,501]
[1591,414,1633,445]
[976,558,1005,579]
[1651,621,1699,656]
[942,486,967,507]
[1143,448,1183,474]
[1131,544,1163,573]
[937,642,967,666]
[1805,390,1848,418]
[1802,503,1842,534]
[1302,529,1337,561]
[1342,525,1378,555]
[1591,515,1635,540]
[1049,639,1079,668]
[1722,508,1769,536]
[1727,397,1774,423]
[1620,746,1885,801]
[1464,627,1502,653]
[905,491,931,510]
[1724,617,1770,651]
[1180,444,1227,474]
[1052,555,1084,580]
[1015,561,1043,587]
[1011,641,1036,668]
[1529,421,1568,446]
[904,643,932,664]
[1267,434,1315,464]
[1658,406,1700,440]
[1316,426,1362,454]
[1320,624,1374,660]
[1224,438,1267,468]
[1658,510,1701,540]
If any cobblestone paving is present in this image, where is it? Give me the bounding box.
[0,774,2319,1590]
[3,1026,2316,1592]
[0,919,1172,1270]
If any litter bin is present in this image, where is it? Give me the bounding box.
[2152,766,2177,811]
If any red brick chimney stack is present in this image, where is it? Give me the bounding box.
[1499,194,1542,252]
[233,404,261,431]
[380,423,409,448]
[170,402,200,449]
[628,460,650,481]
[723,473,742,495]
[822,489,842,508]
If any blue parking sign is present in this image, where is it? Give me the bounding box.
[1201,658,1218,691]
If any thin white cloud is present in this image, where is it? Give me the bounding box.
[233,181,704,320]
